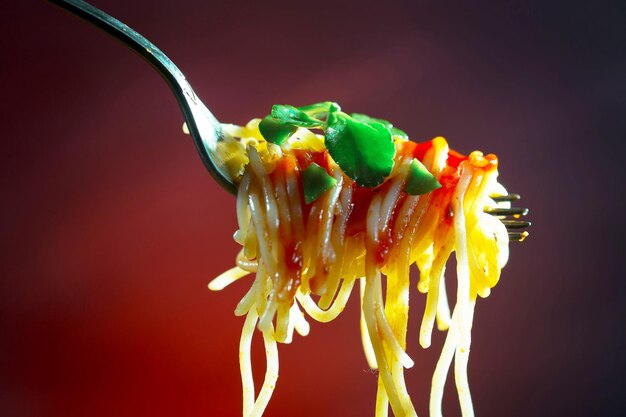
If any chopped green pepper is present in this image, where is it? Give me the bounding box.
[404,159,441,195]
[302,163,337,204]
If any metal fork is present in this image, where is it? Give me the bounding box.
[49,0,238,194]
[49,0,530,241]
[489,194,531,241]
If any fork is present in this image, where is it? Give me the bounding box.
[489,194,531,241]
[49,0,238,194]
[48,0,530,241]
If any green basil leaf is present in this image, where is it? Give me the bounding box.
[298,101,340,120]
[302,163,337,204]
[258,116,298,145]
[270,102,342,127]
[404,159,441,195]
[350,113,408,140]
[260,102,341,145]
[271,105,325,128]
[325,111,396,187]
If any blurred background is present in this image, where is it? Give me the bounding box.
[1,0,624,416]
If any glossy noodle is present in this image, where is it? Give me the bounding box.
[209,112,511,417]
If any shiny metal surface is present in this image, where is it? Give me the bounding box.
[49,0,238,194]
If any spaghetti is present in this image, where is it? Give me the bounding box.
[208,104,511,417]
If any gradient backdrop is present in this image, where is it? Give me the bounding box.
[2,1,625,416]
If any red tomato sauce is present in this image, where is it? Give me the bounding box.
[288,141,465,261]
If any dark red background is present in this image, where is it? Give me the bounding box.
[2,1,624,416]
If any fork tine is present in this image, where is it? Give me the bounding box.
[486,193,530,241]
[485,207,529,216]
[491,193,521,202]
[501,220,532,229]
[508,231,529,242]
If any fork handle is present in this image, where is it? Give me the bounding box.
[49,0,189,93]
[49,0,236,194]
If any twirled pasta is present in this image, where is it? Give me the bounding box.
[209,117,510,417]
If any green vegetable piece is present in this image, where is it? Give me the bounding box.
[404,159,441,195]
[259,102,340,146]
[259,116,298,145]
[271,104,325,128]
[325,111,396,187]
[298,101,340,119]
[302,163,337,204]
[350,113,409,140]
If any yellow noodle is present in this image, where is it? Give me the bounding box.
[211,123,512,417]
[274,302,291,343]
[235,268,263,317]
[240,309,258,416]
[296,276,355,323]
[376,375,389,417]
[247,325,279,417]
[360,278,378,370]
[248,191,277,278]
[235,171,252,245]
[419,237,454,348]
[436,272,452,331]
[236,250,258,273]
[363,264,408,417]
[317,237,345,309]
[374,305,414,369]
[208,266,252,291]
[430,308,459,417]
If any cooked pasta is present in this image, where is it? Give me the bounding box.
[208,103,511,417]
